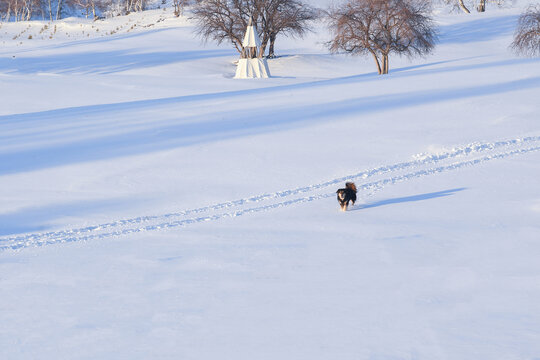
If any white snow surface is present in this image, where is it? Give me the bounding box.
[1,2,540,359]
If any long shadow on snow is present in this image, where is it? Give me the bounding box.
[1,75,538,176]
[353,188,466,210]
[438,15,518,44]
[1,49,237,75]
[0,27,178,56]
[2,56,537,127]
[390,57,539,77]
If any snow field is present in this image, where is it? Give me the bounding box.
[1,2,540,359]
[1,135,539,250]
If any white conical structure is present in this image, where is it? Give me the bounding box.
[234,58,270,78]
[241,17,262,48]
[234,17,270,79]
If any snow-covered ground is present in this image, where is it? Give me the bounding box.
[1,2,540,359]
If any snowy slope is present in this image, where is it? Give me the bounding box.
[1,2,540,359]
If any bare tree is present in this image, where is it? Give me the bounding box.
[45,0,53,20]
[0,0,115,20]
[257,0,317,57]
[192,0,317,57]
[437,0,470,13]
[69,0,105,18]
[327,0,437,75]
[476,0,511,12]
[438,0,512,14]
[476,0,486,12]
[56,0,63,19]
[124,0,146,13]
[0,0,39,21]
[459,0,471,13]
[191,0,249,53]
[172,0,189,16]
[511,5,540,57]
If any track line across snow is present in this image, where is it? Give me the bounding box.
[1,136,539,251]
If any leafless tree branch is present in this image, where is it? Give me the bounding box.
[327,0,437,74]
[191,0,318,57]
[511,5,540,57]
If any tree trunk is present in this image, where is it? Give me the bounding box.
[5,4,11,22]
[47,0,52,21]
[267,33,276,58]
[14,1,19,21]
[458,0,471,14]
[56,0,63,20]
[477,0,486,12]
[258,32,269,58]
[371,51,382,75]
[382,54,389,74]
[258,43,266,58]
[173,0,180,16]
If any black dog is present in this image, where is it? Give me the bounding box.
[336,182,357,211]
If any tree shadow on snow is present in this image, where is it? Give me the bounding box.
[352,188,467,211]
[1,63,539,175]
[0,48,237,75]
[2,27,183,56]
[438,15,519,44]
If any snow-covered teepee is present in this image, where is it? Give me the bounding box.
[234,17,270,79]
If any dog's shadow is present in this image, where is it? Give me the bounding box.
[350,188,466,211]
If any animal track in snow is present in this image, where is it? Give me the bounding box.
[1,136,539,251]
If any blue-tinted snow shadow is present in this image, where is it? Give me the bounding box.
[1,48,236,74]
[1,73,539,175]
[0,199,130,236]
[354,188,467,210]
[391,57,539,78]
[439,15,519,44]
[0,27,179,56]
[2,55,537,126]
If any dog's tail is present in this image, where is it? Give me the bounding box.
[346,182,357,193]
